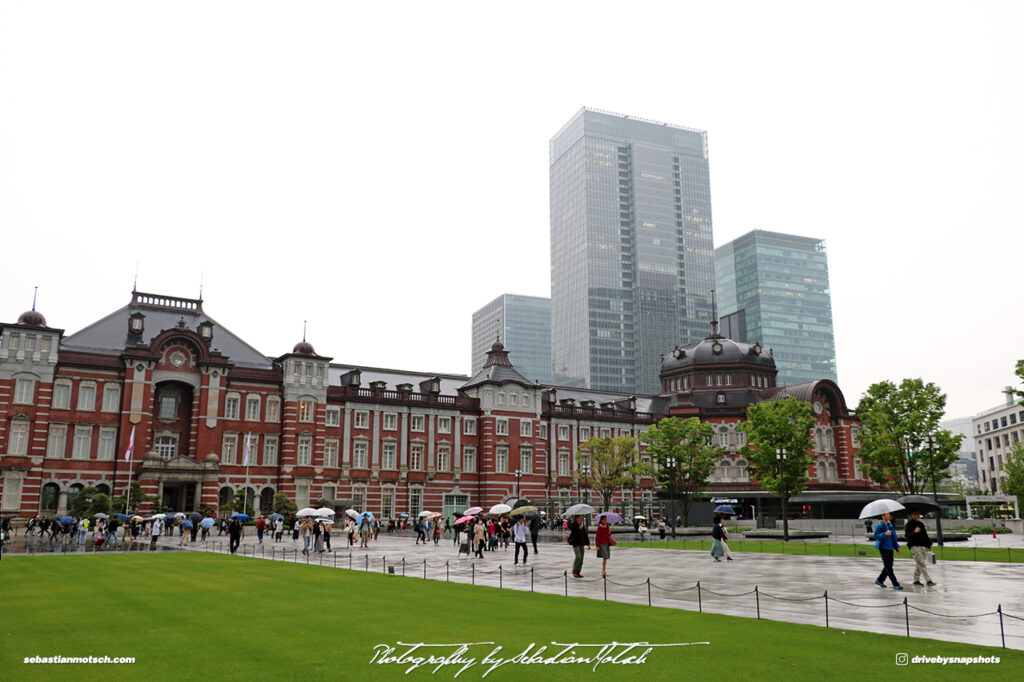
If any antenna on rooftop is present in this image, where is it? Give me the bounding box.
[133,262,139,292]
[303,320,307,342]
[199,272,204,300]
[32,286,38,311]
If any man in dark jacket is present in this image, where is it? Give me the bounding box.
[529,514,541,554]
[873,512,903,590]
[904,509,936,586]
[228,519,243,554]
[568,515,590,578]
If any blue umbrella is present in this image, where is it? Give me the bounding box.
[358,511,374,524]
[59,515,75,526]
[181,520,194,529]
[230,513,249,522]
[200,517,216,529]
[269,513,284,521]
[113,513,130,521]
[714,505,737,515]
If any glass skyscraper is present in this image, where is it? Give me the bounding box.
[550,108,715,394]
[471,294,552,384]
[715,230,838,385]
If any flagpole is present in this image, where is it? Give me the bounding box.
[123,425,136,515]
[244,432,251,516]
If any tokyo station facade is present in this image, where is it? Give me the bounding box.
[0,291,881,521]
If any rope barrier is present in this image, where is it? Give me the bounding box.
[605,578,650,588]
[827,597,902,609]
[649,582,699,593]
[700,587,758,597]
[759,592,825,602]
[907,605,997,619]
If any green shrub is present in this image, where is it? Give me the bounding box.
[952,525,1012,534]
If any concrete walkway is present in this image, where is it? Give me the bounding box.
[6,530,1023,650]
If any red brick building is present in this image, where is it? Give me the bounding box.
[1,291,875,521]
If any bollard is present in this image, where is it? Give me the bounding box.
[472,564,475,585]
[697,581,702,613]
[824,591,829,628]
[755,585,760,619]
[423,559,427,580]
[603,575,607,601]
[446,561,450,583]
[319,552,324,566]
[531,567,534,592]
[998,604,1005,649]
[365,555,369,571]
[903,597,910,637]
[647,577,651,606]
[383,556,387,574]
[499,565,503,589]
[564,571,568,596]
[402,558,406,576]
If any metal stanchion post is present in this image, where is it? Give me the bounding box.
[647,577,651,606]
[824,591,829,628]
[755,585,760,619]
[904,597,910,637]
[697,581,702,612]
[998,605,1005,649]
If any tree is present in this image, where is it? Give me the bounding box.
[577,436,644,511]
[67,486,99,518]
[272,493,299,515]
[856,378,962,495]
[1004,442,1024,513]
[1012,360,1024,404]
[739,398,817,542]
[87,493,112,519]
[110,482,157,514]
[641,417,723,530]
[230,489,255,517]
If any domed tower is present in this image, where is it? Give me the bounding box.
[1,295,62,387]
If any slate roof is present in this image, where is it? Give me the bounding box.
[461,341,534,390]
[61,292,274,369]
[328,365,469,394]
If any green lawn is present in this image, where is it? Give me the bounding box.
[617,539,1024,563]
[1,553,1020,680]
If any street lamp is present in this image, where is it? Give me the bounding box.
[514,469,522,500]
[776,447,790,542]
[926,435,945,547]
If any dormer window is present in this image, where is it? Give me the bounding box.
[198,321,213,339]
[129,313,145,335]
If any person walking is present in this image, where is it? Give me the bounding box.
[594,516,613,577]
[322,520,332,552]
[873,512,903,590]
[513,516,529,566]
[710,514,728,562]
[106,518,119,549]
[150,517,162,549]
[904,509,936,586]
[228,518,242,554]
[472,517,486,559]
[529,513,541,554]
[274,516,284,542]
[568,515,590,578]
[359,516,371,548]
[637,519,647,542]
[255,516,267,544]
[299,517,313,555]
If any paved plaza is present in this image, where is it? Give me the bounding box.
[7,529,1023,651]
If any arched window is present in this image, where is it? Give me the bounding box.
[219,486,234,508]
[260,487,275,513]
[95,483,111,496]
[40,483,60,512]
[67,483,84,508]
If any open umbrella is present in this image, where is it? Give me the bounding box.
[455,515,475,525]
[357,511,374,525]
[633,514,647,519]
[423,511,443,520]
[296,508,319,517]
[464,506,483,515]
[859,499,905,519]
[566,503,597,517]
[896,495,940,513]
[200,518,216,529]
[59,515,75,526]
[512,498,533,509]
[509,505,538,517]
[345,509,361,520]
[181,520,194,530]
[418,510,434,518]
[489,503,512,515]
[315,507,335,516]
[594,511,623,524]
[315,517,334,524]
[152,513,167,520]
[268,513,284,521]
[190,511,203,521]
[230,513,249,522]
[714,505,737,515]
[130,515,144,522]
[173,512,186,518]
[113,513,130,521]
[92,512,109,519]
[398,512,409,517]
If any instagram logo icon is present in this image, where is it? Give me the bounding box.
[896,653,909,666]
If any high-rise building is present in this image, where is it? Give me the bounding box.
[549,108,715,394]
[715,230,838,385]
[471,294,551,384]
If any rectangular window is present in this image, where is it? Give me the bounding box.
[437,444,450,471]
[579,426,591,442]
[5,333,18,349]
[297,435,312,465]
[325,406,340,427]
[410,443,424,470]
[102,385,120,412]
[351,486,365,509]
[382,490,394,519]
[296,484,309,508]
[495,446,508,473]
[463,418,476,435]
[355,411,369,428]
[14,378,35,404]
[600,427,611,438]
[1,477,22,511]
[97,427,116,460]
[77,383,96,411]
[520,420,532,438]
[558,425,569,441]
[558,451,569,476]
[510,393,518,406]
[410,488,423,515]
[53,382,71,409]
[411,414,425,432]
[41,337,51,353]
[383,412,397,430]
[382,442,397,469]
[9,421,29,455]
[265,397,280,422]
[159,395,178,420]
[519,447,532,474]
[463,446,476,472]
[245,395,261,421]
[495,418,508,436]
[298,399,315,422]
[72,426,92,459]
[437,416,451,434]
[224,394,240,420]
[322,485,336,501]
[263,436,278,466]
[539,423,548,439]
[47,424,67,458]
[353,441,369,468]
[222,434,237,464]
[324,438,339,467]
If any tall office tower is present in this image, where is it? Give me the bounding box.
[715,229,838,385]
[471,294,552,384]
[549,108,715,394]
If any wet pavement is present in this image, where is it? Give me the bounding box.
[4,530,1023,650]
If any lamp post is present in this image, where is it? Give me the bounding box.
[514,469,522,500]
[776,447,789,542]
[926,435,945,547]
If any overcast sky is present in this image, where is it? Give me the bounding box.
[2,1,1021,419]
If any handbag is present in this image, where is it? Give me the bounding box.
[609,536,617,546]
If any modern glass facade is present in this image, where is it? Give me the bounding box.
[550,108,715,394]
[715,230,838,385]
[471,294,552,384]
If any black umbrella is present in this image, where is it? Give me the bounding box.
[189,511,203,521]
[512,498,533,509]
[896,495,940,513]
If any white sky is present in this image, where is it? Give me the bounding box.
[2,1,1021,419]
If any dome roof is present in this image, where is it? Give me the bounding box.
[292,340,315,355]
[660,335,776,372]
[17,309,46,327]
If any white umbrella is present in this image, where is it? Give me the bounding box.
[859,499,905,519]
[173,512,186,518]
[489,503,512,515]
[315,507,335,516]
[418,510,434,518]
[345,509,360,520]
[633,514,647,519]
[296,508,319,517]
[152,513,167,519]
[565,503,596,517]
